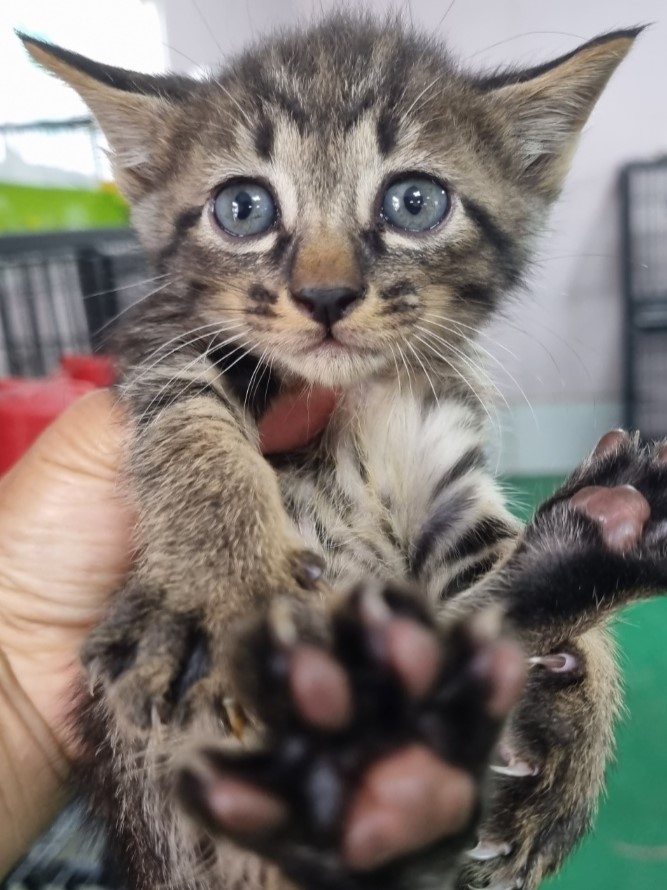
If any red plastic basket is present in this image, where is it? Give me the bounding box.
[0,355,115,475]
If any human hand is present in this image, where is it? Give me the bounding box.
[0,386,336,875]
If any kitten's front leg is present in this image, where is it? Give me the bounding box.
[81,391,323,734]
[456,430,667,890]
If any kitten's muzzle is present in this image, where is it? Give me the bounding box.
[291,286,365,329]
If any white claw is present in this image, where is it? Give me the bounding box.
[528,652,578,673]
[360,584,391,624]
[470,881,523,890]
[467,840,512,861]
[269,597,298,647]
[491,760,539,778]
[470,604,504,642]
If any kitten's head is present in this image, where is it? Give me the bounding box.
[21,17,640,388]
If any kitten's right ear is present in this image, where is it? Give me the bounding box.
[19,33,190,200]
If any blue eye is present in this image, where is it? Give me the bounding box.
[381,176,449,232]
[213,181,277,236]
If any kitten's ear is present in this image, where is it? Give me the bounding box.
[19,33,190,201]
[483,28,643,196]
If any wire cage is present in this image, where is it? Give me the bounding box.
[0,227,150,890]
[0,229,150,378]
[620,157,667,439]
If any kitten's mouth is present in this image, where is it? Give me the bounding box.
[299,330,380,360]
[267,328,388,386]
[307,335,348,353]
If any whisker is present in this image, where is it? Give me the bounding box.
[410,331,498,431]
[423,311,520,361]
[189,0,223,56]
[82,272,169,302]
[466,30,586,62]
[388,342,403,398]
[396,341,415,400]
[244,346,270,411]
[214,80,256,131]
[405,339,440,406]
[436,0,459,32]
[502,312,594,379]
[150,330,242,416]
[404,72,444,119]
[125,321,244,390]
[136,330,245,426]
[94,278,174,339]
[263,347,279,408]
[205,341,258,398]
[417,321,536,425]
[427,334,509,426]
[485,311,589,389]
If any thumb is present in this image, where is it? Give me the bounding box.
[0,389,132,622]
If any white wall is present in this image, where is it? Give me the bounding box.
[159,0,667,473]
[159,0,298,70]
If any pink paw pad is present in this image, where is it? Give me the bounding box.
[570,484,650,553]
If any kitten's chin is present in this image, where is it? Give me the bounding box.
[277,347,389,388]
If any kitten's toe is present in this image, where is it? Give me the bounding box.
[83,601,222,733]
[179,760,289,838]
[289,646,352,730]
[570,484,650,552]
[342,745,474,871]
[591,428,632,457]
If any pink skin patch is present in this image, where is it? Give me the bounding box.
[200,775,288,835]
[290,646,352,729]
[342,745,474,871]
[384,618,442,698]
[570,484,650,553]
[592,429,630,457]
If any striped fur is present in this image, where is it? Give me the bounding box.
[22,14,642,890]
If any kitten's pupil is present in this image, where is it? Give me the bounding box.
[233,191,254,221]
[403,186,424,216]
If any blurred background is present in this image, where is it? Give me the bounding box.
[1,1,666,888]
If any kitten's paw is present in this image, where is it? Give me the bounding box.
[82,599,219,732]
[81,549,326,734]
[558,430,667,560]
[510,431,667,621]
[177,584,525,890]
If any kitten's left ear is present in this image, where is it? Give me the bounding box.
[19,33,192,201]
[483,28,644,197]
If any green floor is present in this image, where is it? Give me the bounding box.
[507,477,667,889]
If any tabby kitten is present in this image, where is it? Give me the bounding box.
[22,15,666,890]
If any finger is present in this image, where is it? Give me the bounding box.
[0,390,134,749]
[259,389,338,454]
